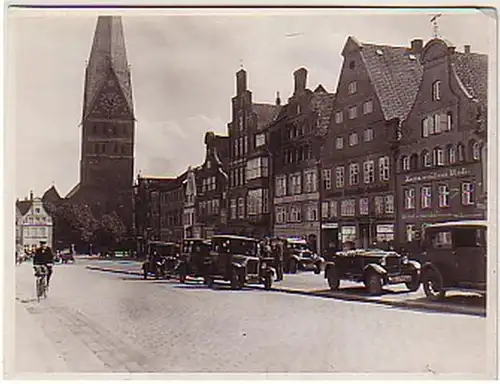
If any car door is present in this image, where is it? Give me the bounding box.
[453,227,487,289]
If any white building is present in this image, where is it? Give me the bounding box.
[16,191,54,252]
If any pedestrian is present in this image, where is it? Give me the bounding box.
[33,240,54,289]
[273,240,284,281]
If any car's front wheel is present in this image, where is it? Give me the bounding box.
[422,268,446,300]
[365,272,383,295]
[231,269,243,290]
[405,270,421,292]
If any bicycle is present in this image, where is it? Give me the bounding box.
[33,265,48,302]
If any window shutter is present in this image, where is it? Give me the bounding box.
[422,118,429,137]
[429,116,435,135]
[440,113,448,132]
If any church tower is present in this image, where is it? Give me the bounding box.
[78,16,135,228]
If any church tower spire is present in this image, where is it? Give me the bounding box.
[82,16,134,121]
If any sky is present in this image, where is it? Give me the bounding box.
[8,7,495,199]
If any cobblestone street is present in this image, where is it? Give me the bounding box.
[13,260,490,376]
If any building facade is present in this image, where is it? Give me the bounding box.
[270,68,335,252]
[396,39,487,244]
[321,37,423,252]
[16,191,54,251]
[183,166,201,239]
[195,132,230,238]
[159,173,187,243]
[226,69,280,238]
[65,16,135,231]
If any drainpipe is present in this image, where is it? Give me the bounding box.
[390,119,402,249]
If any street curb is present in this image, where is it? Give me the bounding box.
[86,266,486,318]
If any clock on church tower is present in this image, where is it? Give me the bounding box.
[98,91,126,115]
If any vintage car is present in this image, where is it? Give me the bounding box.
[282,238,324,274]
[142,241,181,280]
[418,220,487,300]
[324,248,421,295]
[177,238,212,283]
[205,235,275,290]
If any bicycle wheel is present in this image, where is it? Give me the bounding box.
[36,277,43,302]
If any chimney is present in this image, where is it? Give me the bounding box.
[410,39,423,54]
[236,69,247,95]
[448,46,456,54]
[29,190,34,201]
[464,45,471,54]
[293,68,308,94]
[275,91,281,106]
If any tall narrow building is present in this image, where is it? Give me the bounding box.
[66,16,135,230]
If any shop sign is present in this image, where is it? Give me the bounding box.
[322,223,339,229]
[376,224,394,233]
[403,167,472,184]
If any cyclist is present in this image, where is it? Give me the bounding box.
[33,240,54,289]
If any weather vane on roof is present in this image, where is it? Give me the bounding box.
[239,58,244,69]
[430,14,442,38]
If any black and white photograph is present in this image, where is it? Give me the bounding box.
[4,4,498,379]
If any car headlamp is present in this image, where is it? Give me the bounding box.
[261,262,267,269]
[380,258,387,266]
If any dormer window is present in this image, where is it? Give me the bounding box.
[336,137,344,150]
[363,100,373,115]
[348,106,357,120]
[335,111,343,124]
[348,81,357,95]
[348,132,359,147]
[432,80,441,101]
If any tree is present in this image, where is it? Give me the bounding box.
[95,211,127,249]
[51,202,99,247]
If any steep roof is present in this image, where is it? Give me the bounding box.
[42,185,62,202]
[359,40,424,121]
[252,103,281,131]
[83,16,133,119]
[65,182,80,199]
[451,51,488,107]
[16,200,32,216]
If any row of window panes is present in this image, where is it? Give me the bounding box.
[275,169,318,197]
[161,188,183,204]
[401,142,481,171]
[229,167,246,187]
[230,197,247,219]
[283,145,312,165]
[321,195,394,218]
[288,122,310,139]
[232,136,248,159]
[199,199,220,215]
[246,189,269,215]
[332,157,390,188]
[23,227,48,237]
[335,128,373,149]
[24,215,48,224]
[275,204,319,223]
[403,182,475,210]
[246,157,269,180]
[93,142,129,155]
[162,212,182,227]
[334,99,373,124]
[183,212,195,226]
[201,176,216,193]
[422,112,452,137]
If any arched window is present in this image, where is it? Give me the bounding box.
[432,80,441,101]
[457,143,466,162]
[433,147,444,166]
[471,140,481,161]
[422,150,432,168]
[401,156,410,172]
[447,145,456,164]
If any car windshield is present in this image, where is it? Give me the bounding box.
[151,243,177,256]
[213,238,258,256]
[289,242,309,251]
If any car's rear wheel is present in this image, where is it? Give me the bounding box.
[405,270,421,292]
[289,259,298,274]
[365,272,383,295]
[422,269,446,300]
[327,267,340,291]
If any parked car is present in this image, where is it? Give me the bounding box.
[418,220,487,300]
[324,248,421,295]
[205,235,274,290]
[142,241,181,280]
[282,237,324,274]
[177,238,212,283]
[60,251,75,264]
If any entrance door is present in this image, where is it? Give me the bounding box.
[359,224,370,249]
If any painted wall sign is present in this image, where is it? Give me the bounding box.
[401,211,484,220]
[402,167,472,184]
[321,223,339,229]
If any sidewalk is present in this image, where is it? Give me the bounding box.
[11,301,69,376]
[86,261,486,317]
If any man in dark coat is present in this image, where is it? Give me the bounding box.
[33,240,54,288]
[273,239,284,281]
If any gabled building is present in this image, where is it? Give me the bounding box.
[269,68,335,252]
[195,131,230,238]
[321,37,423,252]
[16,191,54,251]
[159,172,187,243]
[183,165,201,239]
[226,69,280,238]
[396,39,487,244]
